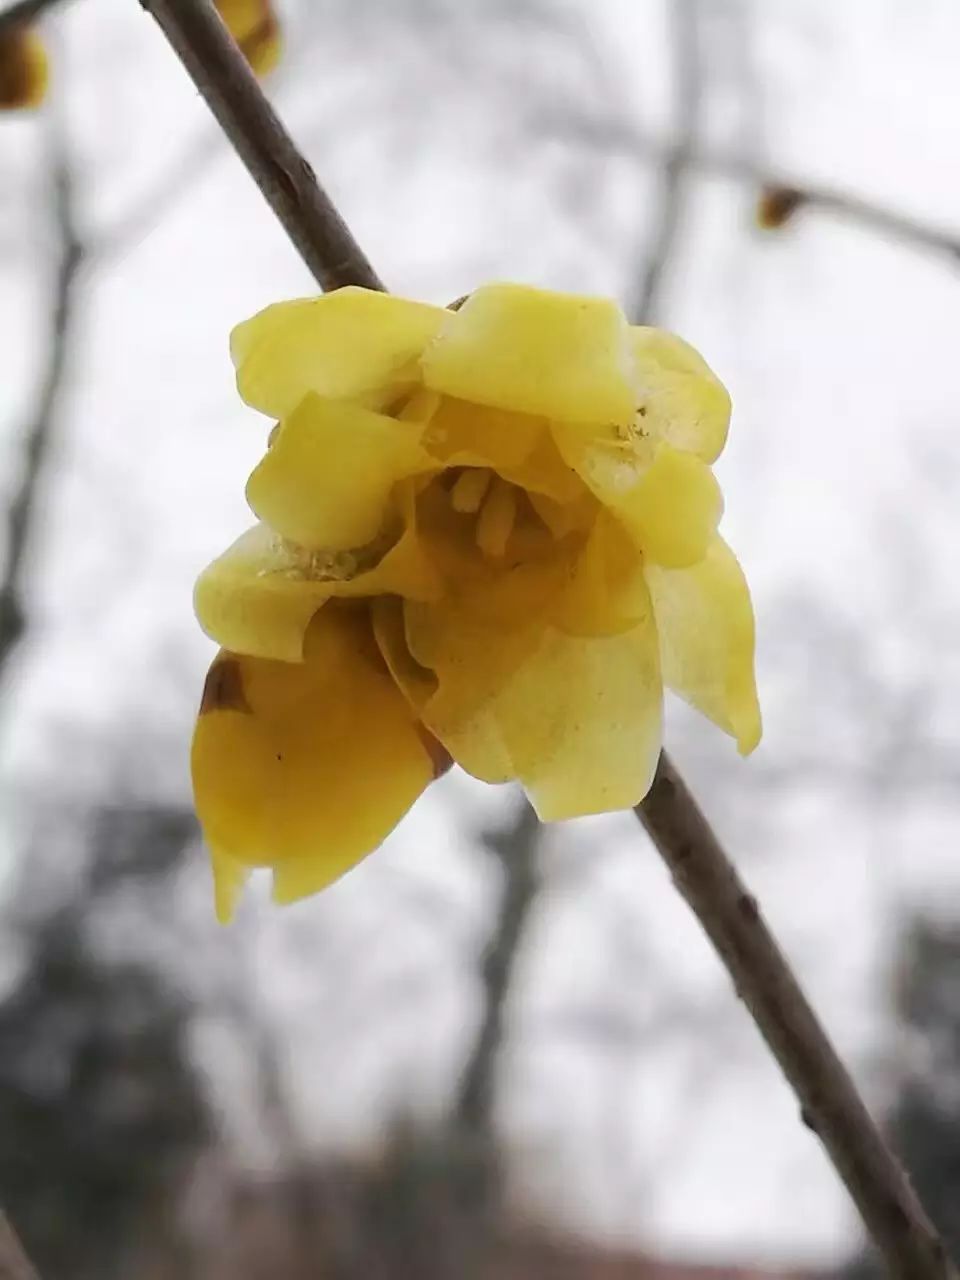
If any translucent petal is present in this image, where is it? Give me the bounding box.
[214,0,281,76]
[0,28,48,110]
[495,610,664,820]
[191,606,436,920]
[553,430,723,568]
[420,283,638,425]
[645,535,761,754]
[246,393,436,550]
[417,396,583,506]
[630,327,732,463]
[397,527,661,803]
[195,510,441,663]
[231,287,446,418]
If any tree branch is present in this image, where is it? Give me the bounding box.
[0,127,82,687]
[542,110,960,267]
[141,3,956,1275]
[137,0,381,293]
[636,754,954,1280]
[0,1210,40,1280]
[453,800,540,1141]
[629,0,701,323]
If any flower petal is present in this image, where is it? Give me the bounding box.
[215,0,281,76]
[0,27,48,110]
[420,283,638,425]
[645,535,761,754]
[246,393,437,550]
[630,327,731,463]
[191,606,436,920]
[230,287,446,418]
[195,507,441,663]
[493,602,663,821]
[553,430,723,568]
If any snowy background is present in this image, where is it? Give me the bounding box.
[3,0,960,1273]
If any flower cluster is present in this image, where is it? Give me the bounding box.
[192,283,761,920]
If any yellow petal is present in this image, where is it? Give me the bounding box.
[246,393,436,550]
[630,328,731,463]
[645,535,761,754]
[495,610,663,820]
[231,287,446,418]
[420,283,638,426]
[553,430,723,569]
[191,606,436,919]
[550,510,650,638]
[620,444,723,568]
[0,27,48,110]
[195,509,441,663]
[214,0,281,76]
[396,532,662,804]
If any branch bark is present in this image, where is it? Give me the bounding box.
[637,754,953,1280]
[140,3,957,1276]
[0,1211,40,1280]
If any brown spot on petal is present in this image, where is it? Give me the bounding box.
[416,724,454,780]
[446,294,471,312]
[200,657,252,716]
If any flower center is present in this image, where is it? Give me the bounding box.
[445,467,523,560]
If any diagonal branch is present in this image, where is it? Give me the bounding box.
[636,755,952,1279]
[138,0,381,293]
[139,3,956,1276]
[0,127,82,687]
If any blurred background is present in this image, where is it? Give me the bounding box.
[2,0,960,1276]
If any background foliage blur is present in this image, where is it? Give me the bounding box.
[2,0,960,1276]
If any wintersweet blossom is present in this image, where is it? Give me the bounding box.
[192,283,761,920]
[0,26,48,110]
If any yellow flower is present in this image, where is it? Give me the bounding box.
[193,283,761,919]
[0,26,48,111]
[214,0,281,78]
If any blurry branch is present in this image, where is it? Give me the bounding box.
[629,0,702,323]
[0,0,68,35]
[453,800,540,1141]
[142,4,956,1277]
[636,754,955,1280]
[0,1212,40,1280]
[0,128,82,687]
[540,114,960,267]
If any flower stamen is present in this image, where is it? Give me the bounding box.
[475,477,518,559]
[450,467,494,514]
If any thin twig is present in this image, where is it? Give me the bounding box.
[636,754,953,1280]
[141,4,956,1276]
[453,801,540,1140]
[542,110,960,266]
[629,0,701,323]
[0,0,69,35]
[137,0,381,293]
[0,1210,40,1280]
[0,125,82,687]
